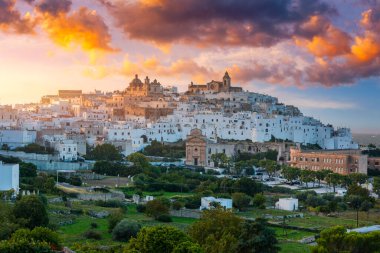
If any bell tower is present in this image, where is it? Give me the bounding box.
[223,71,231,91]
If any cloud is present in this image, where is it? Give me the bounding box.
[305,7,380,86]
[294,15,352,58]
[36,0,72,15]
[39,6,117,54]
[0,0,36,33]
[99,0,335,48]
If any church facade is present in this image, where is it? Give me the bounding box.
[187,72,243,94]
[125,74,164,97]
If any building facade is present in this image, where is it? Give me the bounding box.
[187,72,242,94]
[289,148,368,175]
[0,162,19,194]
[186,129,208,167]
[368,157,380,171]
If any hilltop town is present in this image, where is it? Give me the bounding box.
[1,74,380,253]
[0,72,365,167]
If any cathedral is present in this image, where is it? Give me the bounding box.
[187,72,243,94]
[125,74,164,97]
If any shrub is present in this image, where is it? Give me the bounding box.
[95,200,126,210]
[145,199,169,219]
[112,220,141,242]
[90,222,98,229]
[13,195,49,229]
[70,209,84,215]
[156,215,172,223]
[108,209,124,232]
[253,194,266,209]
[83,230,102,240]
[136,204,146,213]
[172,201,184,210]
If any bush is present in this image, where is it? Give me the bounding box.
[136,204,146,213]
[70,209,84,215]
[112,220,141,242]
[156,215,172,223]
[252,194,266,209]
[13,195,49,229]
[145,199,169,219]
[83,230,102,240]
[172,201,184,210]
[108,209,124,232]
[95,200,127,210]
[90,222,98,229]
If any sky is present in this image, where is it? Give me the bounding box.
[0,0,379,134]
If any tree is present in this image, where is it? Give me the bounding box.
[281,166,300,183]
[211,153,230,168]
[373,177,380,196]
[252,194,266,209]
[312,226,347,253]
[126,226,193,253]
[233,177,263,196]
[232,192,251,211]
[112,220,141,242]
[0,202,20,240]
[188,209,242,253]
[259,160,279,178]
[108,208,125,232]
[33,174,56,193]
[0,227,61,252]
[300,170,314,188]
[312,226,380,253]
[348,195,364,228]
[127,153,150,169]
[19,162,37,178]
[13,195,49,229]
[145,199,169,220]
[87,144,122,161]
[348,173,368,185]
[11,227,61,250]
[237,219,279,253]
[347,184,370,198]
[172,241,204,253]
[315,170,330,187]
[325,173,341,193]
[15,143,54,154]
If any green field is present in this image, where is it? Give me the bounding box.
[279,242,311,253]
[121,189,194,198]
[50,202,198,247]
[285,213,373,230]
[48,193,377,252]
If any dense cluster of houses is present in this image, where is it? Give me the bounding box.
[0,73,358,164]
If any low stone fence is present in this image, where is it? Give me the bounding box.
[77,190,125,201]
[170,209,201,219]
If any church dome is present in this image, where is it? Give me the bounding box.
[130,74,143,85]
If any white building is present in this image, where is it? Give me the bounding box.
[56,140,78,161]
[275,198,298,211]
[200,196,233,210]
[0,162,19,194]
[0,129,37,148]
[347,225,380,234]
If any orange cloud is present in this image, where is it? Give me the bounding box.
[39,7,117,54]
[351,35,380,62]
[295,16,351,57]
[350,9,380,63]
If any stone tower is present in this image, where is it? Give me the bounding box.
[223,71,231,91]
